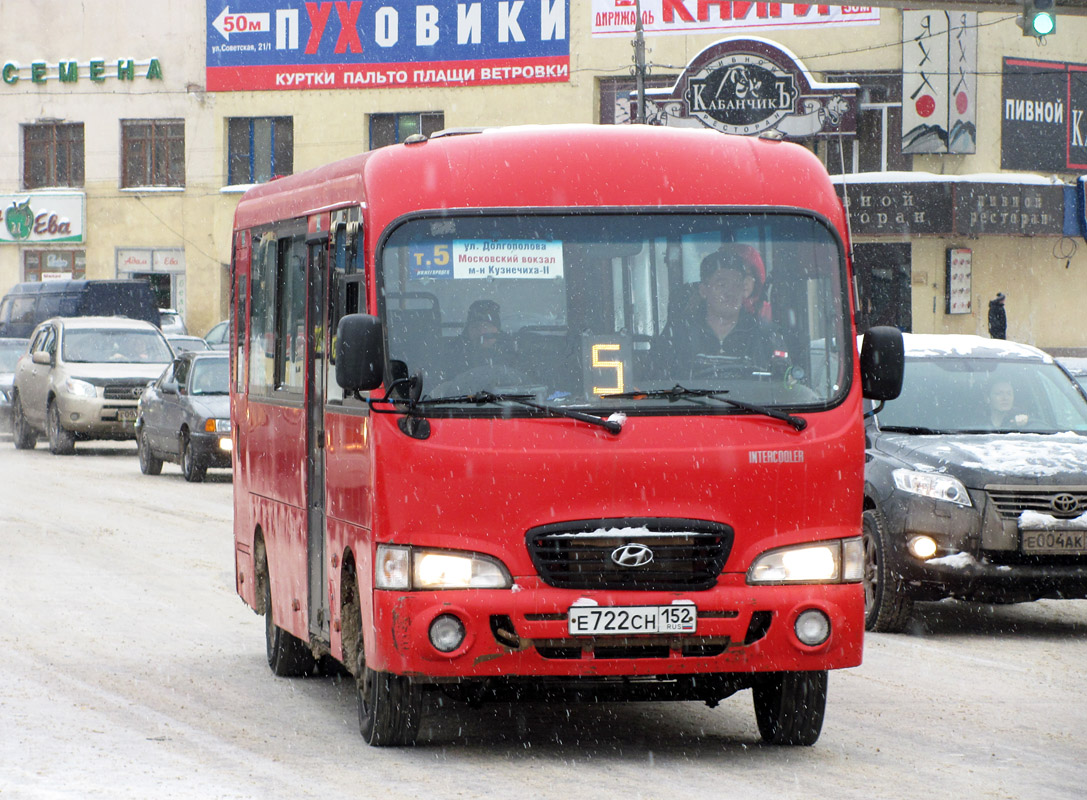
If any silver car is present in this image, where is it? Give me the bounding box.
[11,316,174,454]
[0,337,29,434]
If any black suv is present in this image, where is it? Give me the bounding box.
[863,333,1087,632]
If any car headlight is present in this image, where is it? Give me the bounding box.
[892,468,971,507]
[63,378,97,398]
[748,537,863,585]
[204,418,231,433]
[375,544,511,590]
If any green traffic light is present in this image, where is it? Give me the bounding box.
[1032,11,1056,35]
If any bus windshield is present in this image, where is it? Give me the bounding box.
[380,211,850,411]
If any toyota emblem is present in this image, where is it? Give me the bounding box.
[1051,493,1080,515]
[611,543,654,568]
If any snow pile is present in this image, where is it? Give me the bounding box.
[951,434,1087,477]
[1019,510,1087,530]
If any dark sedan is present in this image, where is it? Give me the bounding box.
[863,333,1087,632]
[136,351,231,482]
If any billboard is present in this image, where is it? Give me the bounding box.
[205,1,570,91]
[1002,57,1087,173]
[591,0,879,37]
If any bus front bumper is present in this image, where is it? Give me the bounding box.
[366,576,864,681]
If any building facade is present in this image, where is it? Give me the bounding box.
[2,1,1085,348]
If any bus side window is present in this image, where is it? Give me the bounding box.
[328,222,365,404]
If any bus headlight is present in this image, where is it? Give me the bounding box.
[747,538,863,584]
[375,544,511,590]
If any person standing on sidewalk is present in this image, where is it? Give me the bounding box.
[988,292,1007,339]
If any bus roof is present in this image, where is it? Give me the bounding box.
[232,124,847,236]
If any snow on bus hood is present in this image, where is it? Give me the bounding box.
[877,432,1087,486]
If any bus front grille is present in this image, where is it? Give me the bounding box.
[526,518,733,591]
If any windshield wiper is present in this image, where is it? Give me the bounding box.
[602,384,807,432]
[877,425,946,435]
[417,391,622,434]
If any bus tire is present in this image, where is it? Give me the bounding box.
[357,656,421,747]
[862,508,913,633]
[180,432,206,482]
[752,670,827,746]
[262,574,317,677]
[12,394,37,450]
[47,400,76,455]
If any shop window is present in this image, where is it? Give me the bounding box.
[23,122,85,189]
[227,117,293,185]
[22,250,86,281]
[598,76,680,125]
[122,119,185,188]
[369,112,444,149]
[822,74,912,174]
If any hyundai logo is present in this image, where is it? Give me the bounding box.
[611,543,654,568]
[1051,493,1080,515]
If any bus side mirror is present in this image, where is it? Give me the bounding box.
[859,326,904,402]
[336,313,384,392]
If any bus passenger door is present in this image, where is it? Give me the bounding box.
[306,215,330,642]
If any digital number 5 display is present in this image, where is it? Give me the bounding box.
[580,335,633,398]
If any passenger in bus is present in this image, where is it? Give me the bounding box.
[658,245,774,379]
[442,299,516,379]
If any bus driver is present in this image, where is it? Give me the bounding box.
[659,245,773,379]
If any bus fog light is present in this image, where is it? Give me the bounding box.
[795,609,831,646]
[908,535,938,560]
[429,614,466,653]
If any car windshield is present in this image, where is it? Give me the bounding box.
[876,356,1087,434]
[189,358,229,395]
[0,340,26,371]
[378,211,850,412]
[62,329,173,364]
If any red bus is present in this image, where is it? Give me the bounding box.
[230,124,902,747]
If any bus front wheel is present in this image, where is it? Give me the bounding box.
[752,670,827,746]
[262,574,316,677]
[356,649,421,746]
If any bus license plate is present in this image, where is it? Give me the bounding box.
[567,605,697,636]
[1022,530,1087,555]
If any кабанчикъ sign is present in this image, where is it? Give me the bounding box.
[641,37,857,139]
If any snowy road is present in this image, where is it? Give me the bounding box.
[1,443,1085,799]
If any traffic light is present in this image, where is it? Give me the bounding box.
[1019,0,1057,37]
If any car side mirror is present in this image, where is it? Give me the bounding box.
[32,350,52,366]
[162,381,179,396]
[336,313,384,392]
[860,326,904,402]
